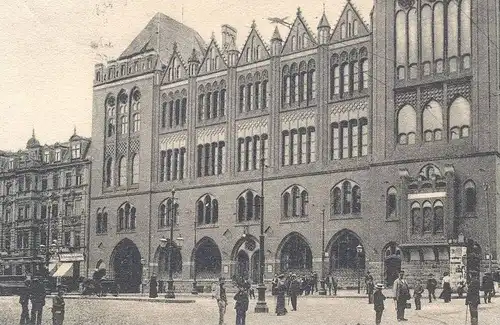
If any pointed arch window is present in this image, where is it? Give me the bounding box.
[331,180,361,217]
[159,198,177,229]
[464,180,476,214]
[397,105,417,145]
[105,158,113,188]
[434,2,445,73]
[386,187,398,219]
[395,11,406,79]
[237,190,260,223]
[449,97,471,140]
[423,101,443,142]
[447,1,459,72]
[282,185,308,219]
[434,201,444,233]
[341,63,350,95]
[411,202,421,234]
[118,156,127,187]
[196,194,218,225]
[423,201,433,233]
[408,8,418,79]
[131,154,139,185]
[331,65,340,97]
[460,0,472,69]
[118,203,135,231]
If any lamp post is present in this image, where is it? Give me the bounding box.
[356,244,363,294]
[483,182,493,274]
[319,209,327,295]
[254,153,268,313]
[191,220,198,295]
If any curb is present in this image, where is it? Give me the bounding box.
[52,295,195,303]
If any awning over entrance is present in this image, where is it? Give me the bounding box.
[53,263,73,277]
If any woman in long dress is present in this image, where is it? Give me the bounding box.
[275,275,288,316]
[440,272,451,303]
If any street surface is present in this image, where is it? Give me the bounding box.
[0,294,499,325]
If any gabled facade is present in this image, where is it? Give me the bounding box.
[88,0,500,293]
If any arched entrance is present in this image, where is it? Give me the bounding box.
[153,241,183,280]
[193,237,222,278]
[231,235,260,284]
[327,230,365,286]
[110,238,142,293]
[383,242,402,286]
[277,232,312,273]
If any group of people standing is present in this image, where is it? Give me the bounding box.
[19,278,65,325]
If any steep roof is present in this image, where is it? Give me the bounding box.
[119,13,206,65]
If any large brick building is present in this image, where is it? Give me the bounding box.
[89,0,498,292]
[0,131,91,289]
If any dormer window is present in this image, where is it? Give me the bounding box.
[71,143,81,159]
[8,159,14,170]
[44,151,50,163]
[55,149,61,162]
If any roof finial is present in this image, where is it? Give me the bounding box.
[251,20,256,29]
[173,42,178,52]
[211,31,216,40]
[297,7,302,16]
[73,125,77,135]
[32,128,35,138]
[323,3,326,14]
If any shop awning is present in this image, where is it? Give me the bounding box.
[53,263,73,277]
[48,262,58,275]
[59,253,84,262]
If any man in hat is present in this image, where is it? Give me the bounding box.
[426,273,437,303]
[482,272,494,303]
[212,277,227,325]
[373,283,386,325]
[52,286,65,325]
[466,271,480,325]
[393,270,410,321]
[234,285,249,325]
[288,274,300,311]
[30,277,46,325]
[19,280,31,325]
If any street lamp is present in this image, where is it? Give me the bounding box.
[191,220,198,295]
[254,152,269,313]
[356,244,363,294]
[319,209,327,295]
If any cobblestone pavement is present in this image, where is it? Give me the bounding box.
[1,295,499,325]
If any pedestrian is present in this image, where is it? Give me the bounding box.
[367,278,375,304]
[312,272,318,293]
[426,273,437,303]
[373,283,386,325]
[149,275,158,298]
[30,277,46,325]
[288,274,300,311]
[52,286,65,325]
[271,274,278,296]
[393,270,410,322]
[275,274,287,316]
[466,271,480,325]
[211,277,227,325]
[19,280,30,325]
[482,272,494,303]
[365,271,374,294]
[413,279,424,310]
[440,272,452,303]
[332,275,338,296]
[457,279,466,298]
[234,285,249,325]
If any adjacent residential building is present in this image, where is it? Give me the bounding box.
[0,131,91,289]
[88,0,497,293]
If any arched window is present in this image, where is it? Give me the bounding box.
[449,97,471,139]
[421,5,432,76]
[332,65,340,96]
[423,101,443,142]
[434,2,445,73]
[386,187,398,219]
[342,181,352,214]
[102,211,108,233]
[307,60,316,101]
[118,203,135,231]
[237,190,260,222]
[460,0,471,68]
[282,185,308,218]
[395,11,406,78]
[360,59,369,89]
[408,8,418,79]
[423,201,433,233]
[447,1,459,72]
[105,158,113,187]
[397,105,417,145]
[159,198,177,228]
[340,23,346,39]
[282,66,290,105]
[341,63,350,95]
[132,114,140,132]
[332,187,341,215]
[352,185,361,214]
[237,196,245,222]
[120,116,128,135]
[196,194,218,225]
[434,200,444,233]
[331,180,360,216]
[464,180,476,213]
[291,36,296,51]
[347,10,353,37]
[131,154,139,185]
[96,209,102,234]
[118,156,127,186]
[411,202,421,234]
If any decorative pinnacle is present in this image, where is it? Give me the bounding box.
[251,20,256,29]
[173,42,178,52]
[73,126,77,135]
[32,128,35,138]
[297,7,302,16]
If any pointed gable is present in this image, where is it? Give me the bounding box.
[165,43,188,82]
[119,13,205,65]
[330,0,370,43]
[199,36,228,74]
[282,8,318,55]
[237,21,270,65]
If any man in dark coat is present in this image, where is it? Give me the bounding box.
[466,271,481,325]
[52,286,65,325]
[234,285,249,325]
[365,271,374,294]
[288,274,301,311]
[426,273,437,303]
[482,272,494,303]
[367,278,375,304]
[393,270,410,322]
[275,274,287,316]
[30,278,46,325]
[413,279,424,310]
[19,280,30,325]
[373,283,386,325]
[312,272,318,293]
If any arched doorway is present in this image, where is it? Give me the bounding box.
[383,242,402,286]
[153,241,183,280]
[231,235,260,284]
[193,237,222,278]
[110,238,142,293]
[278,232,312,273]
[328,230,365,286]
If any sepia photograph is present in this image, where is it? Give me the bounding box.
[0,0,498,324]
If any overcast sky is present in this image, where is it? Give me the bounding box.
[0,0,373,151]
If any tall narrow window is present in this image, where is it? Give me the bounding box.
[386,187,397,219]
[360,118,368,156]
[332,65,340,96]
[350,120,358,158]
[351,61,359,92]
[408,8,418,79]
[261,81,268,109]
[331,123,339,160]
[342,63,350,95]
[118,156,127,186]
[307,127,316,163]
[421,5,432,75]
[361,60,369,89]
[423,101,443,142]
[299,128,307,164]
[131,154,139,184]
[341,121,349,158]
[447,1,459,72]
[434,2,445,73]
[132,113,141,132]
[239,85,245,112]
[105,158,113,187]
[449,97,471,139]
[395,11,407,79]
[434,201,444,233]
[423,201,433,233]
[464,180,476,213]
[220,90,226,116]
[397,105,417,145]
[291,130,298,165]
[161,102,167,128]
[181,98,187,125]
[342,181,352,214]
[411,202,421,234]
[282,131,290,166]
[460,0,471,68]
